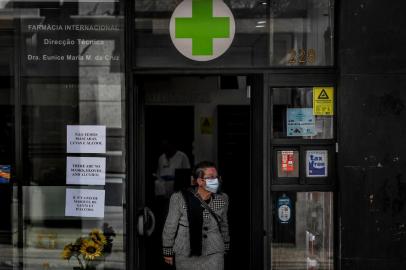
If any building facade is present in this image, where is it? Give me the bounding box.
[0,0,405,270]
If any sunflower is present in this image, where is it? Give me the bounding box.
[61,244,73,260]
[89,229,107,246]
[80,240,103,260]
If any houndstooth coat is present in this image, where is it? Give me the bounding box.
[162,191,230,269]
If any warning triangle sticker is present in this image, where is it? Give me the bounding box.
[202,118,210,127]
[318,89,329,99]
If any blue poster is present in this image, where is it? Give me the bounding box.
[287,108,316,137]
[277,194,292,224]
[306,150,328,177]
[0,165,10,184]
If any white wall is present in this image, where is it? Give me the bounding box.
[144,76,250,165]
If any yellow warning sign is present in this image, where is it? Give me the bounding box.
[200,117,214,134]
[313,87,334,115]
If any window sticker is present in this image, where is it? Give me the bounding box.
[169,0,236,61]
[287,108,316,137]
[281,151,295,172]
[277,194,292,224]
[306,150,328,177]
[313,87,334,115]
[0,165,10,184]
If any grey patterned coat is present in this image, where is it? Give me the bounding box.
[162,191,230,257]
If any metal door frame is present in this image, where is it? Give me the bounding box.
[265,72,339,270]
[128,73,266,270]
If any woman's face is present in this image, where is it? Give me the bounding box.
[197,167,218,189]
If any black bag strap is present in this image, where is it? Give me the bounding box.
[191,190,222,234]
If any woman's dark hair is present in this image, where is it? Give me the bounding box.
[192,161,217,180]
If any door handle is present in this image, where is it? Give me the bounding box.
[137,207,156,236]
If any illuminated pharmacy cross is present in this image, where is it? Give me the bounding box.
[175,0,230,56]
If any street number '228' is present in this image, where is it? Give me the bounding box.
[288,49,316,64]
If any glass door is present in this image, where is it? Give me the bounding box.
[267,74,337,270]
[134,74,262,270]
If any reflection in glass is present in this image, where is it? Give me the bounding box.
[0,29,14,270]
[1,1,126,269]
[272,87,334,139]
[135,0,334,67]
[135,0,268,67]
[269,0,334,66]
[272,192,334,270]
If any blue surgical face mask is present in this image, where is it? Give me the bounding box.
[204,178,219,193]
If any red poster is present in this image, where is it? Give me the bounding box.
[281,151,295,172]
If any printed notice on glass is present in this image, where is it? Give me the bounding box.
[22,20,121,77]
[277,195,292,224]
[306,150,328,177]
[65,188,105,218]
[66,157,106,185]
[287,108,316,137]
[281,151,295,172]
[0,165,11,184]
[67,125,106,153]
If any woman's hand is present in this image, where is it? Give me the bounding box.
[164,256,174,265]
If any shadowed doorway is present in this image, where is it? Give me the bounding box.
[139,75,251,270]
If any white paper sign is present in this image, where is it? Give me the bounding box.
[66,157,106,185]
[65,188,105,218]
[67,125,106,153]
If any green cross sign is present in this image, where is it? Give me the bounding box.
[170,0,235,61]
[175,0,231,56]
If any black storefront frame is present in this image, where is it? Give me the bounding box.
[126,2,340,270]
[266,73,339,270]
[129,72,266,270]
[2,1,341,270]
[127,69,338,270]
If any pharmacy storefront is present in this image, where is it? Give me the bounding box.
[0,0,336,270]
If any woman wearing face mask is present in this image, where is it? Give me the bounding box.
[162,161,230,270]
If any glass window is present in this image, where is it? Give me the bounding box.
[135,0,268,67]
[134,0,334,68]
[1,1,126,270]
[0,30,14,267]
[272,87,334,139]
[272,192,334,270]
[269,0,334,66]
